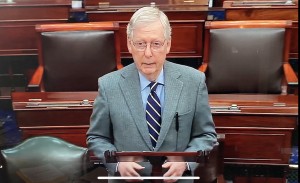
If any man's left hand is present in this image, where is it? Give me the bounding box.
[162,161,187,183]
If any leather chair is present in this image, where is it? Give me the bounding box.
[28,22,121,92]
[0,136,89,183]
[199,20,298,94]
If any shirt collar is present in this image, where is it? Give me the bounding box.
[139,68,165,91]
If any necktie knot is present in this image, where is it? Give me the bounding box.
[149,82,159,92]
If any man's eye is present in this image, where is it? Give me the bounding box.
[152,42,161,46]
[136,42,145,46]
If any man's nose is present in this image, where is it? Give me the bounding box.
[144,43,153,57]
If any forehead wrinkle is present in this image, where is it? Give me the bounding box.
[132,23,165,41]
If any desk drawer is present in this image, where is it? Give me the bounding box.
[217,128,293,164]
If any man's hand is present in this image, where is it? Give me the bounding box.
[118,162,145,182]
[162,162,187,183]
[162,156,187,183]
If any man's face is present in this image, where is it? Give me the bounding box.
[127,21,171,81]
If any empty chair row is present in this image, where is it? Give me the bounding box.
[27,20,298,95]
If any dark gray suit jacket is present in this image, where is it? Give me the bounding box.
[86,61,217,182]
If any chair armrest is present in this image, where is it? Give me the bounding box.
[199,63,208,73]
[283,62,298,94]
[283,63,298,85]
[117,62,123,70]
[27,66,44,91]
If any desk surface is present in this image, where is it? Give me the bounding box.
[11,92,298,166]
[12,92,298,113]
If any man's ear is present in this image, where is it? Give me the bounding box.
[127,39,133,54]
[166,40,171,54]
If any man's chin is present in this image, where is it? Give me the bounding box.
[141,68,156,74]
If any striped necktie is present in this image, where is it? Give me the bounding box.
[146,82,161,149]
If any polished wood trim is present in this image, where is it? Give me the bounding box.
[209,94,298,105]
[11,91,97,102]
[199,62,207,72]
[223,1,298,9]
[28,65,44,89]
[84,0,209,7]
[0,5,70,21]
[205,20,293,29]
[283,62,298,85]
[35,21,119,32]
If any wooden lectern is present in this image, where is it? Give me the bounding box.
[103,140,224,183]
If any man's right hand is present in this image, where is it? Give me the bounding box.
[118,162,145,182]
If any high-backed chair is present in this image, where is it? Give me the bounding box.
[199,20,298,94]
[0,136,89,183]
[28,22,121,92]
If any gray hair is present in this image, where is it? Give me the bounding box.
[126,6,172,40]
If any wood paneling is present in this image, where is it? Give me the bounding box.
[11,92,298,182]
[0,1,70,56]
[86,6,209,59]
[11,92,298,164]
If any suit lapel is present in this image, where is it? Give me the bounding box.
[119,65,153,150]
[155,62,183,150]
[118,62,183,151]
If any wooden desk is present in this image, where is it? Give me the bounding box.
[223,1,299,59]
[209,94,298,183]
[209,94,298,164]
[11,92,298,182]
[11,91,96,146]
[11,92,298,162]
